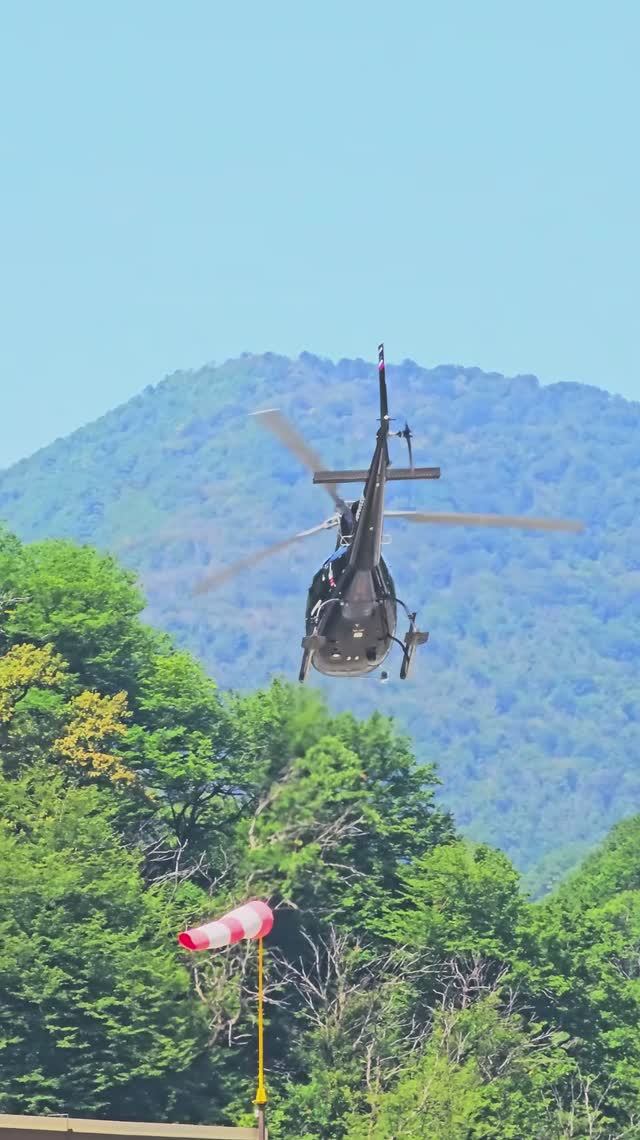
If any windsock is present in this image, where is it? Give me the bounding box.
[178,899,274,951]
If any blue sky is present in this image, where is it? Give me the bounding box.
[1,1,638,467]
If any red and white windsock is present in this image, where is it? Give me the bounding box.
[178,899,274,952]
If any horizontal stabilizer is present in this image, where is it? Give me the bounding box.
[386,467,441,481]
[313,466,441,486]
[385,510,584,532]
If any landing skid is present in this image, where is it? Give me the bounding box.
[299,631,326,684]
[395,597,429,680]
[298,606,428,683]
[400,621,429,679]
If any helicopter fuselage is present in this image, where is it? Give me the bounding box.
[301,410,400,678]
[295,343,433,682]
[305,551,398,677]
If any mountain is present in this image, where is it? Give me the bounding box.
[1,351,639,878]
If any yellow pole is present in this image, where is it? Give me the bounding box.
[254,936,267,1139]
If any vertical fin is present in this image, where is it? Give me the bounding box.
[378,343,389,422]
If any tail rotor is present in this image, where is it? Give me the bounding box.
[395,421,414,469]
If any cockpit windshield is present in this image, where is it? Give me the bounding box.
[326,547,347,565]
[305,547,349,622]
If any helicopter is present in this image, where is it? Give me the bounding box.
[193,345,584,682]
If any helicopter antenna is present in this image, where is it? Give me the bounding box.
[380,344,413,468]
[378,344,389,424]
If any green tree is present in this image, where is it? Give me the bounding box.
[243,720,453,929]
[0,531,160,694]
[0,768,208,1119]
[386,840,524,960]
[523,872,640,1127]
[343,999,578,1140]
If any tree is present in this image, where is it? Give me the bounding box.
[343,998,578,1140]
[0,769,209,1120]
[386,840,524,960]
[243,720,453,929]
[522,853,640,1128]
[0,637,135,786]
[54,688,134,783]
[0,532,160,694]
[0,642,66,723]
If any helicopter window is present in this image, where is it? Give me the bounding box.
[324,548,349,578]
[326,547,347,566]
[379,561,395,596]
[306,549,348,623]
[306,566,332,622]
[308,568,329,606]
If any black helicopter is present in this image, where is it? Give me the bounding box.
[194,345,583,682]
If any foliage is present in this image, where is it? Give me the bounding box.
[0,642,66,722]
[385,840,524,959]
[0,529,161,695]
[0,527,639,1135]
[0,769,208,1119]
[343,998,579,1140]
[242,717,453,929]
[54,689,134,783]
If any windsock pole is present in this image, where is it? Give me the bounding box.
[177,899,274,1136]
[254,936,267,1140]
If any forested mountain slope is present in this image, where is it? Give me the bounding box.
[1,351,639,874]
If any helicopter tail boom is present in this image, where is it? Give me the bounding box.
[314,466,440,485]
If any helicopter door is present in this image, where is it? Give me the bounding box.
[306,566,330,622]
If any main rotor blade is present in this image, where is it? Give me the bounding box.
[192,517,338,596]
[251,409,345,509]
[385,510,584,533]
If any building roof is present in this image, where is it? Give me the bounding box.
[0,1116,258,1140]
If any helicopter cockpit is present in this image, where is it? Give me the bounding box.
[305,546,350,624]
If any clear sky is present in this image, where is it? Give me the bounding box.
[1,1,638,467]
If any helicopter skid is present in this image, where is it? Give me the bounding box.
[399,623,429,680]
[299,647,312,683]
[299,631,327,683]
[301,632,327,651]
